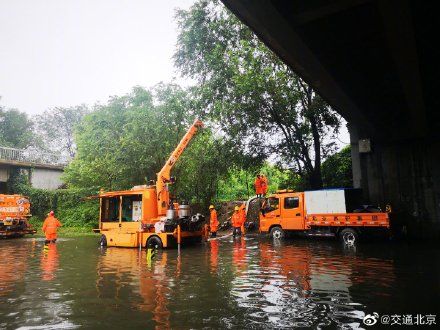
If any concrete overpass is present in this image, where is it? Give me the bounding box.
[0,146,69,191]
[222,0,439,237]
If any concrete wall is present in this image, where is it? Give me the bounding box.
[0,166,9,183]
[351,128,440,238]
[30,168,64,190]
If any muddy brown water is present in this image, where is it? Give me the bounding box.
[0,235,438,329]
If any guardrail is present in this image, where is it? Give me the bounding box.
[0,146,70,167]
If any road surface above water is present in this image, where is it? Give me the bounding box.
[0,235,438,329]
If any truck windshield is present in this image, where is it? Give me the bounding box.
[121,195,142,222]
[262,197,279,214]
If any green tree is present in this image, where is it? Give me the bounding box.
[173,129,246,205]
[175,0,341,189]
[35,105,89,157]
[63,84,248,203]
[322,146,353,188]
[63,86,157,189]
[0,104,35,148]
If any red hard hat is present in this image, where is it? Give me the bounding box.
[49,210,55,216]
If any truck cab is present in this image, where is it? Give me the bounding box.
[259,190,306,235]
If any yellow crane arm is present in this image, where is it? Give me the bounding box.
[156,119,203,215]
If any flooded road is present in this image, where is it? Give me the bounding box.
[0,236,439,329]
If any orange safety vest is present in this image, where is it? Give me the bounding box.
[255,177,263,194]
[231,212,242,228]
[42,216,62,238]
[210,209,219,232]
[261,177,268,193]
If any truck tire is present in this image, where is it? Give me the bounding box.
[339,228,358,245]
[99,234,107,247]
[146,236,163,249]
[270,226,284,240]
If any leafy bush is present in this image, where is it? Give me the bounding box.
[14,184,99,229]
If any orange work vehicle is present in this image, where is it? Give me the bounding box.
[0,194,36,238]
[257,189,390,244]
[93,119,206,249]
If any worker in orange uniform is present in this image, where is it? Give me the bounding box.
[231,206,242,237]
[254,174,263,198]
[239,203,246,236]
[209,205,219,238]
[260,174,268,196]
[42,211,62,244]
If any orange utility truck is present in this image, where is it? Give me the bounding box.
[94,119,206,249]
[0,194,36,238]
[257,189,390,245]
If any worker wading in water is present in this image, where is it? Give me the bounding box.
[232,206,245,237]
[239,204,246,235]
[254,174,263,198]
[42,211,62,244]
[209,205,219,238]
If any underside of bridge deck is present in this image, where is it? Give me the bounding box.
[222,0,440,237]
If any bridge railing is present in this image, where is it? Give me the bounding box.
[0,146,70,167]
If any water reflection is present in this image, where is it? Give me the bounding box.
[0,237,438,329]
[41,243,59,281]
[209,240,219,273]
[228,240,396,328]
[96,247,172,329]
[232,237,247,272]
[0,241,31,296]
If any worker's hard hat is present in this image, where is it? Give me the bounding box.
[209,205,215,209]
[49,210,54,216]
[234,206,239,211]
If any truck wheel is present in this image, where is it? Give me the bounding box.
[146,236,163,249]
[270,226,284,240]
[339,228,358,245]
[99,235,107,247]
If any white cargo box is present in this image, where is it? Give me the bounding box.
[304,190,347,215]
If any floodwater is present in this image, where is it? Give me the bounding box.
[0,236,439,329]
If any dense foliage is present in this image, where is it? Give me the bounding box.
[216,163,299,201]
[174,0,342,189]
[322,146,353,188]
[63,85,252,207]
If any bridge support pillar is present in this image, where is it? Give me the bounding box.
[349,124,440,238]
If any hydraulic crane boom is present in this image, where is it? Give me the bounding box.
[156,119,203,215]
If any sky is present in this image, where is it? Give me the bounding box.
[0,0,194,115]
[0,0,349,145]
